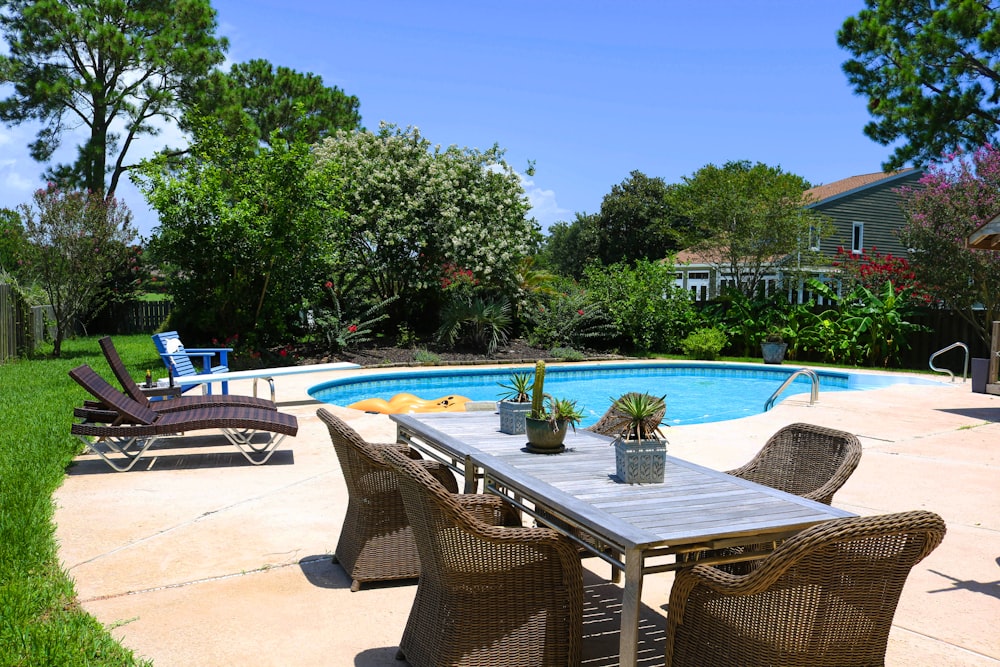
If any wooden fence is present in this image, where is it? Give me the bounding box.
[88,300,172,335]
[0,284,29,362]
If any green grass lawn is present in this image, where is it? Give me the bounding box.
[0,334,159,666]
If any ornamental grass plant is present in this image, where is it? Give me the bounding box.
[0,334,154,666]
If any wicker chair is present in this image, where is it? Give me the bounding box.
[665,510,946,667]
[317,408,460,592]
[686,422,863,571]
[727,422,862,505]
[586,391,666,437]
[381,446,584,667]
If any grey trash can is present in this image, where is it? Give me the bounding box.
[971,357,989,393]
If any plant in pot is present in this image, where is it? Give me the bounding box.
[524,360,583,453]
[760,330,788,364]
[611,392,668,484]
[497,370,534,434]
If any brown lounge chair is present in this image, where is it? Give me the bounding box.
[381,445,583,667]
[69,365,297,472]
[665,510,946,667]
[97,336,275,412]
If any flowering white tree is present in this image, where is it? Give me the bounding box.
[312,123,537,321]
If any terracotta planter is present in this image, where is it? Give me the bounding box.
[614,437,666,484]
[498,401,531,434]
[524,417,569,454]
[761,341,788,364]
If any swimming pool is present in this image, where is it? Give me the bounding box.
[309,362,942,427]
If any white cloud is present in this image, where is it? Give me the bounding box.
[519,175,570,233]
[4,170,34,191]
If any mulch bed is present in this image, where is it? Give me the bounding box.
[284,339,628,368]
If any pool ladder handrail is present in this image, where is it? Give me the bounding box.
[764,368,819,412]
[928,342,968,382]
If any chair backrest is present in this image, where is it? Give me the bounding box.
[68,365,158,425]
[151,331,197,377]
[666,510,946,667]
[316,408,405,499]
[380,446,486,570]
[98,336,149,405]
[727,422,862,505]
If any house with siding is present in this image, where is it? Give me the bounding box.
[674,168,925,301]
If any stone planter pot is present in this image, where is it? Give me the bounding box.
[498,401,532,434]
[614,437,666,484]
[761,341,788,364]
[524,417,569,454]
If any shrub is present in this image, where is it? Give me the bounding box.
[680,328,728,360]
[550,346,585,361]
[527,288,616,350]
[584,259,694,353]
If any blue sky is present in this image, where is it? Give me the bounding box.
[0,0,890,239]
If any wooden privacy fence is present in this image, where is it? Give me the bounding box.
[0,283,30,362]
[88,300,171,335]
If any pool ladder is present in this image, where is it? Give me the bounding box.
[764,368,819,412]
[928,342,968,382]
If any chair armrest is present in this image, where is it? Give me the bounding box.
[455,494,521,526]
[417,460,459,493]
[184,347,230,367]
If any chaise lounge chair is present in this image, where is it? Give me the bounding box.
[98,336,275,412]
[152,331,232,395]
[69,365,297,472]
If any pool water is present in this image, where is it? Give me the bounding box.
[309,362,940,427]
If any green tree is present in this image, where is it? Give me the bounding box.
[596,170,690,265]
[673,160,829,299]
[188,58,361,146]
[312,122,536,324]
[16,185,137,356]
[583,259,693,353]
[838,0,1000,170]
[543,212,601,279]
[134,118,340,347]
[0,0,227,195]
[897,144,1000,349]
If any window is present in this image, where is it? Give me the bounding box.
[808,225,821,252]
[688,271,709,279]
[851,222,864,254]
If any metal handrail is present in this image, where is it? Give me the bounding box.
[928,342,969,382]
[764,368,819,411]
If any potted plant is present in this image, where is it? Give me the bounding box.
[611,393,668,484]
[497,370,533,434]
[524,360,583,453]
[760,330,788,365]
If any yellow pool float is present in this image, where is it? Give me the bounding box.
[348,392,472,414]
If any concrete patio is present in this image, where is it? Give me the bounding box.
[54,364,1000,666]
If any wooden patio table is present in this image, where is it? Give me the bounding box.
[390,411,854,667]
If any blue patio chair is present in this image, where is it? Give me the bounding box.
[152,331,231,395]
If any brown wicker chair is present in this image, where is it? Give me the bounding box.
[317,408,461,592]
[381,446,584,667]
[586,391,666,437]
[726,422,863,505]
[665,510,946,667]
[685,422,863,571]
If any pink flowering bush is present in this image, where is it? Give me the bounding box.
[897,144,1000,348]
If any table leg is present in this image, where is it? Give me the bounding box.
[619,547,643,667]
